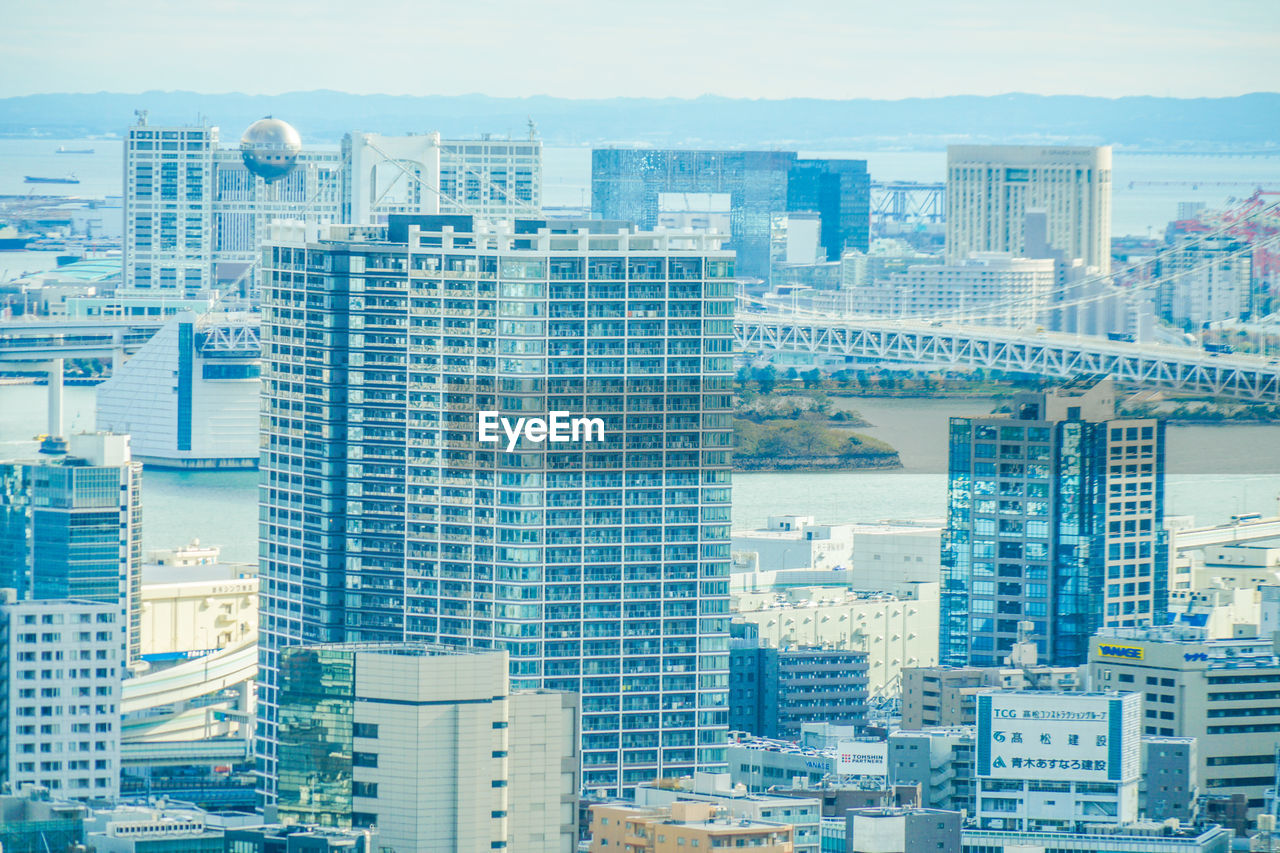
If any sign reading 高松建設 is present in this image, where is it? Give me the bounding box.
[976,692,1140,783]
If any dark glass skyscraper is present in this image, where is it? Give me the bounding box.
[591,149,870,281]
[258,215,735,798]
[940,378,1167,667]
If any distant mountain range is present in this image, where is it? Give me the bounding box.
[2,90,1277,150]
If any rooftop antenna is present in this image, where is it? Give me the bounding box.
[134,109,148,127]
[528,117,538,141]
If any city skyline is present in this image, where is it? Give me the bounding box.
[1,0,1277,100]
[1,44,1279,844]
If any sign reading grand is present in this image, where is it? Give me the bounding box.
[976,692,1139,784]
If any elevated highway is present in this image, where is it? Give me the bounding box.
[0,318,166,361]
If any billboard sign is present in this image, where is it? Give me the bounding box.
[836,739,887,776]
[976,692,1139,783]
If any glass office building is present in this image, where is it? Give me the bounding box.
[258,214,734,797]
[591,149,870,281]
[941,378,1167,668]
[0,433,142,662]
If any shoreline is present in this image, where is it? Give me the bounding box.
[733,454,902,473]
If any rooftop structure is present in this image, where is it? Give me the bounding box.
[733,582,939,701]
[588,801,794,852]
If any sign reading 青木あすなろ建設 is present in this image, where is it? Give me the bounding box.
[976,692,1140,783]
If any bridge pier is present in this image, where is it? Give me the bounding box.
[112,328,124,375]
[39,357,67,455]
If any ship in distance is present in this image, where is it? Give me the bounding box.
[24,174,79,184]
[55,145,94,154]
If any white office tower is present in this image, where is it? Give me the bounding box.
[123,122,218,296]
[96,312,260,468]
[276,644,579,852]
[946,145,1113,274]
[257,215,735,799]
[0,591,124,799]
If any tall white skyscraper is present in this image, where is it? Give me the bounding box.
[256,215,735,798]
[946,145,1113,274]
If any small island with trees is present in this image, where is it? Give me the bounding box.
[733,365,900,472]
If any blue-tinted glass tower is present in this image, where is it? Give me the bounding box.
[941,378,1167,667]
[591,149,869,281]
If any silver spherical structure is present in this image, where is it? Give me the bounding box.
[240,117,301,182]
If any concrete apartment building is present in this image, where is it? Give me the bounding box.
[1143,736,1199,824]
[589,801,794,852]
[888,727,976,815]
[1089,626,1280,822]
[634,773,820,853]
[945,145,1113,274]
[899,662,1084,729]
[274,644,578,853]
[847,253,1056,325]
[730,634,869,738]
[733,583,939,701]
[845,807,961,853]
[1156,234,1256,328]
[0,593,124,800]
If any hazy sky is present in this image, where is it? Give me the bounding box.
[3,0,1276,100]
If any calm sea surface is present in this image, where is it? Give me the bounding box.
[0,385,1276,565]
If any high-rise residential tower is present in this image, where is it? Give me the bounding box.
[940,378,1167,667]
[257,215,735,798]
[945,145,1113,274]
